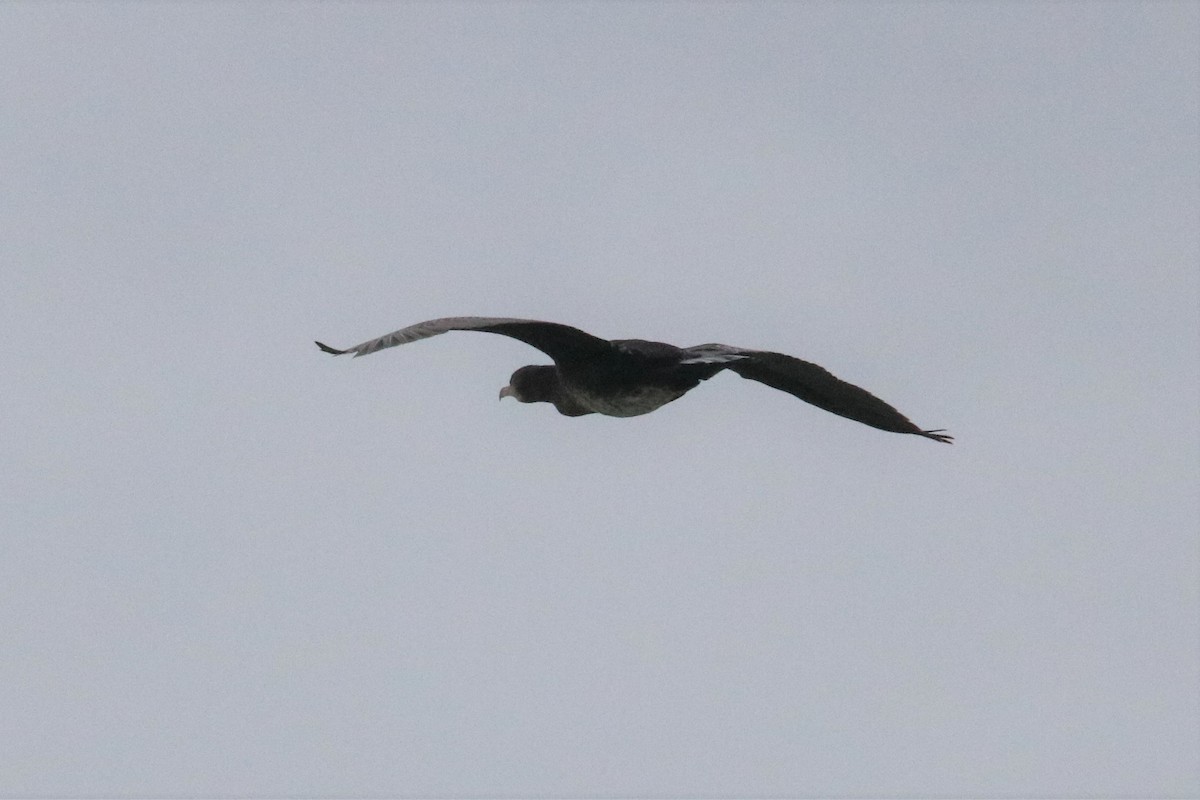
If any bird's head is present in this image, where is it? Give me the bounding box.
[499,365,559,404]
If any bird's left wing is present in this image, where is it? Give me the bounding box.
[315,316,613,364]
[689,344,952,443]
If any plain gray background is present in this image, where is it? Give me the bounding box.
[3,2,1197,797]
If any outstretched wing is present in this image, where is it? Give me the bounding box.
[315,316,613,364]
[688,344,952,443]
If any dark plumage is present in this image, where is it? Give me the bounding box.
[315,316,952,443]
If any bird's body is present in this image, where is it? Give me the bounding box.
[555,343,706,417]
[315,316,952,443]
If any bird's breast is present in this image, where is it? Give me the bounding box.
[567,385,686,417]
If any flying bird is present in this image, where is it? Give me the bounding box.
[315,316,952,443]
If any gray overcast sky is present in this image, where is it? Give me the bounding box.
[2,2,1197,797]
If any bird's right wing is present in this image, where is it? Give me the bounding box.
[710,346,952,443]
[315,316,613,364]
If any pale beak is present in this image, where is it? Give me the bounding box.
[499,385,514,400]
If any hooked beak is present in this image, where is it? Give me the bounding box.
[499,385,514,401]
